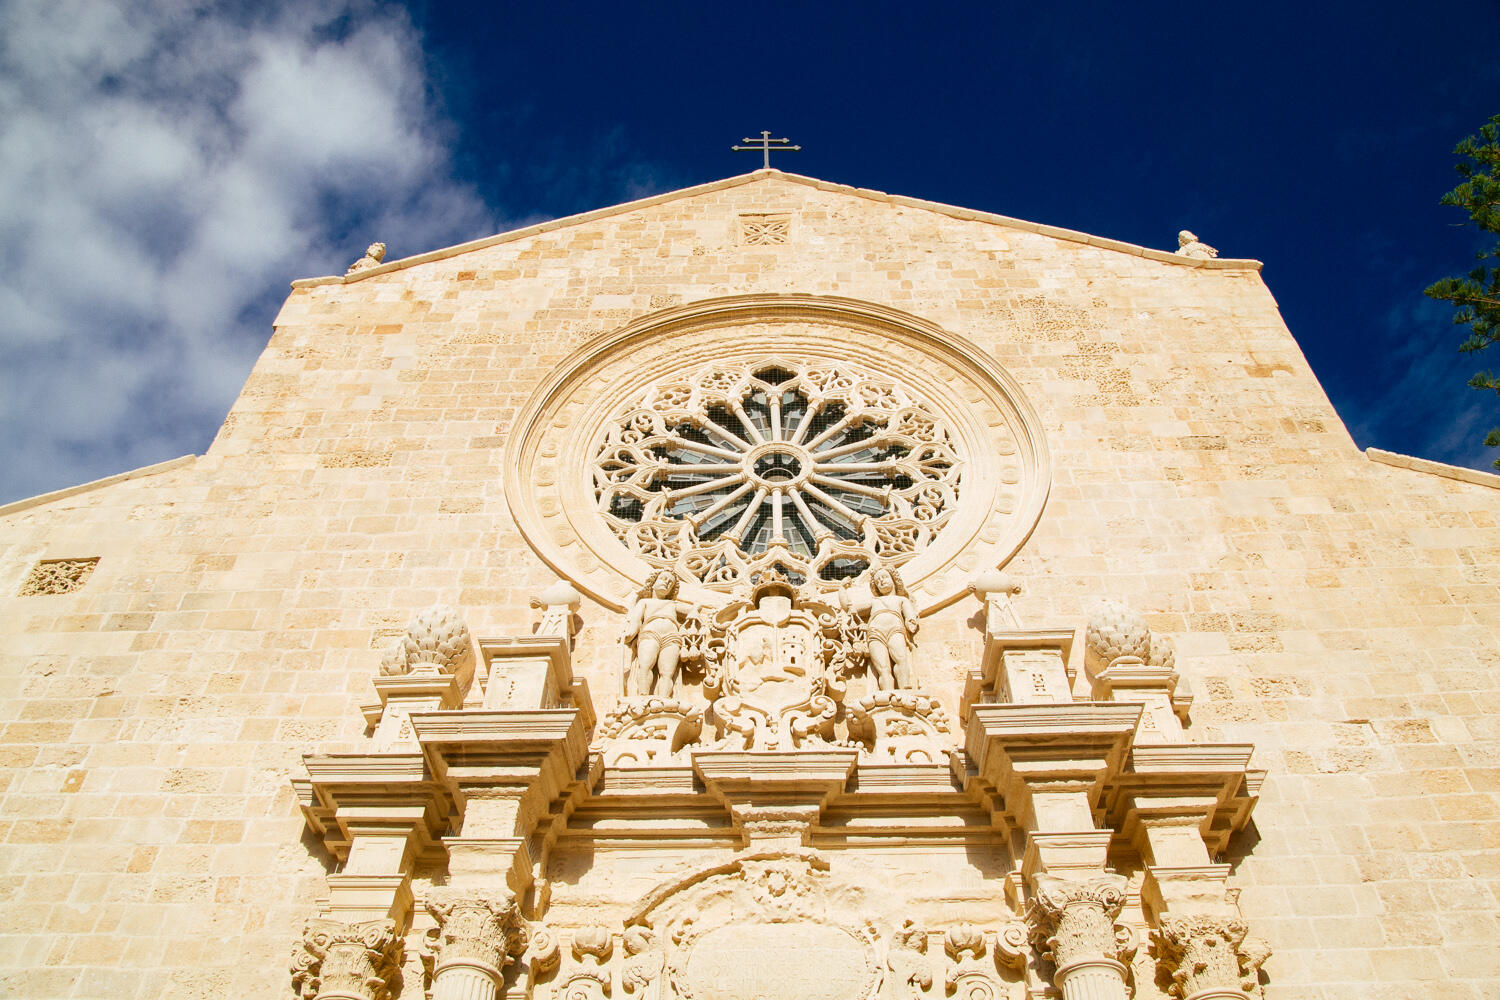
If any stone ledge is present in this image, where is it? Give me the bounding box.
[1366,447,1500,490]
[0,454,197,517]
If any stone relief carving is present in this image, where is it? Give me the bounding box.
[380,605,476,678]
[623,569,705,697]
[840,564,919,690]
[1151,915,1269,999]
[846,691,952,764]
[598,570,950,761]
[17,557,99,596]
[593,358,963,592]
[563,925,614,1000]
[622,854,883,1000]
[347,241,387,274]
[1173,231,1218,260]
[290,917,401,1000]
[883,920,932,1000]
[739,215,791,245]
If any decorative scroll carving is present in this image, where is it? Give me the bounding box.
[380,606,475,677]
[847,691,952,763]
[17,557,98,596]
[290,918,401,1000]
[1028,875,1129,970]
[593,697,704,766]
[840,564,918,690]
[347,242,387,273]
[1152,915,1269,999]
[593,358,964,591]
[1173,231,1218,259]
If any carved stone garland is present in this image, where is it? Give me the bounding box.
[593,359,964,590]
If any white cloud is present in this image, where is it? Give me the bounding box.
[0,0,498,503]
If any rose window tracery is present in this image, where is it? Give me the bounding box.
[592,360,964,589]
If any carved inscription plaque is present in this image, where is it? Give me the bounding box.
[680,923,876,1000]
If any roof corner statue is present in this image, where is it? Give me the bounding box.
[5,166,1496,1000]
[346,241,387,274]
[1174,229,1219,259]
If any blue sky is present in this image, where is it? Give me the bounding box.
[2,0,1498,504]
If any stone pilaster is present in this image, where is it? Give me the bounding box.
[1028,875,1130,1000]
[426,892,527,1000]
[1152,915,1269,1000]
[290,918,402,1000]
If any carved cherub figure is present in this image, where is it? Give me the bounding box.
[1174,230,1219,259]
[346,242,387,274]
[842,564,919,690]
[624,569,695,696]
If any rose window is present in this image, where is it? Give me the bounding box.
[592,360,964,589]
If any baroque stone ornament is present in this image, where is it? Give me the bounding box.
[504,296,1051,614]
[347,242,387,274]
[380,605,475,677]
[563,924,615,1000]
[593,358,963,591]
[1173,232,1218,260]
[943,924,1000,1000]
[846,691,952,763]
[424,891,527,1000]
[622,853,882,1000]
[1084,603,1173,674]
[290,918,401,1000]
[1028,875,1131,1000]
[1152,915,1269,999]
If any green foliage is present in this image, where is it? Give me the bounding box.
[1425,113,1500,467]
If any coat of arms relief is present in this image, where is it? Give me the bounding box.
[594,565,951,766]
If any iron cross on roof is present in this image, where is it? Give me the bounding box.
[732,131,801,169]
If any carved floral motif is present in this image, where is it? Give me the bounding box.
[290,918,401,1000]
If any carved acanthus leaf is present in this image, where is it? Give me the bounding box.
[1152,915,1265,999]
[290,917,401,1000]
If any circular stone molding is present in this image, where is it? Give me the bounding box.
[505,295,1050,612]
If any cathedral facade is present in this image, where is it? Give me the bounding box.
[2,171,1497,1000]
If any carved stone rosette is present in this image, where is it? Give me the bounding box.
[1028,875,1130,1000]
[425,892,527,1000]
[1152,915,1268,1000]
[291,918,401,1000]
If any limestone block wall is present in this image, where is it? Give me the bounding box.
[0,172,1496,998]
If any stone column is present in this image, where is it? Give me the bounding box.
[1028,875,1130,1000]
[291,918,401,1000]
[427,893,525,1000]
[1153,915,1267,1000]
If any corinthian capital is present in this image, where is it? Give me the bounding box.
[1153,914,1268,999]
[425,891,526,978]
[1027,874,1129,970]
[291,917,401,1000]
